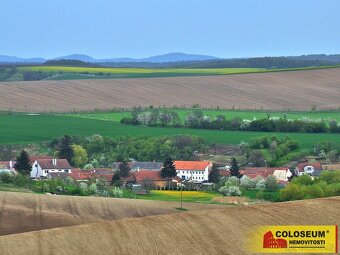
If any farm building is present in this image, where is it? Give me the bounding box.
[240,167,291,182]
[130,162,163,172]
[113,161,163,172]
[296,162,322,177]
[322,163,340,171]
[30,158,72,179]
[124,170,181,189]
[174,161,212,183]
[0,160,16,171]
[69,168,114,184]
[46,172,69,180]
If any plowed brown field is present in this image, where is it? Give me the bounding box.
[0,192,338,255]
[0,192,222,236]
[0,68,339,112]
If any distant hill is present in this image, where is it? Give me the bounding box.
[0,52,218,64]
[53,54,94,62]
[1,53,340,68]
[137,52,219,63]
[0,55,45,64]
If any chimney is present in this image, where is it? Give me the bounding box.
[52,158,57,166]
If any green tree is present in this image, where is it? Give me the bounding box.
[229,157,241,177]
[71,144,88,167]
[208,166,221,183]
[265,176,279,191]
[119,160,131,178]
[111,171,122,186]
[14,150,31,175]
[248,150,266,167]
[161,157,177,178]
[57,135,73,164]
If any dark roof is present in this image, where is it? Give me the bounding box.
[124,170,181,183]
[47,172,69,179]
[36,159,71,170]
[130,162,163,171]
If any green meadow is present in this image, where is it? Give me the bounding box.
[70,109,340,122]
[0,114,339,150]
[19,66,263,74]
[18,66,264,79]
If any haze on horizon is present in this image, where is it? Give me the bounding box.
[0,0,339,59]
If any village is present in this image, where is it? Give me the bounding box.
[1,155,339,195]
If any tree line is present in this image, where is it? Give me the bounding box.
[121,109,340,134]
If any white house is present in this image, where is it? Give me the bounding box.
[296,162,322,177]
[174,161,212,183]
[30,158,72,179]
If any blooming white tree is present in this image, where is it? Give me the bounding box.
[219,185,242,196]
[240,175,252,189]
[255,176,266,190]
[137,112,152,125]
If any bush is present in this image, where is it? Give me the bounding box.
[42,183,50,193]
[325,183,340,196]
[111,187,123,198]
[265,176,279,191]
[99,190,110,197]
[13,174,30,186]
[219,185,242,196]
[318,171,340,184]
[291,174,313,186]
[55,186,63,193]
[301,184,325,199]
[0,173,13,183]
[89,183,98,195]
[280,183,303,201]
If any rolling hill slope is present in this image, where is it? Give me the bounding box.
[0,196,338,255]
[1,68,340,112]
[0,192,222,236]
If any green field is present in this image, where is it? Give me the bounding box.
[0,114,339,150]
[0,64,335,81]
[19,66,263,75]
[70,109,340,122]
[131,190,219,203]
[18,66,264,79]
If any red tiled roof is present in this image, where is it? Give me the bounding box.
[219,170,230,177]
[174,161,210,171]
[35,159,71,170]
[241,167,288,179]
[69,169,113,181]
[30,155,53,163]
[133,171,166,182]
[297,162,322,171]
[0,161,15,169]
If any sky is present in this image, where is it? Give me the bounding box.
[1,0,340,59]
